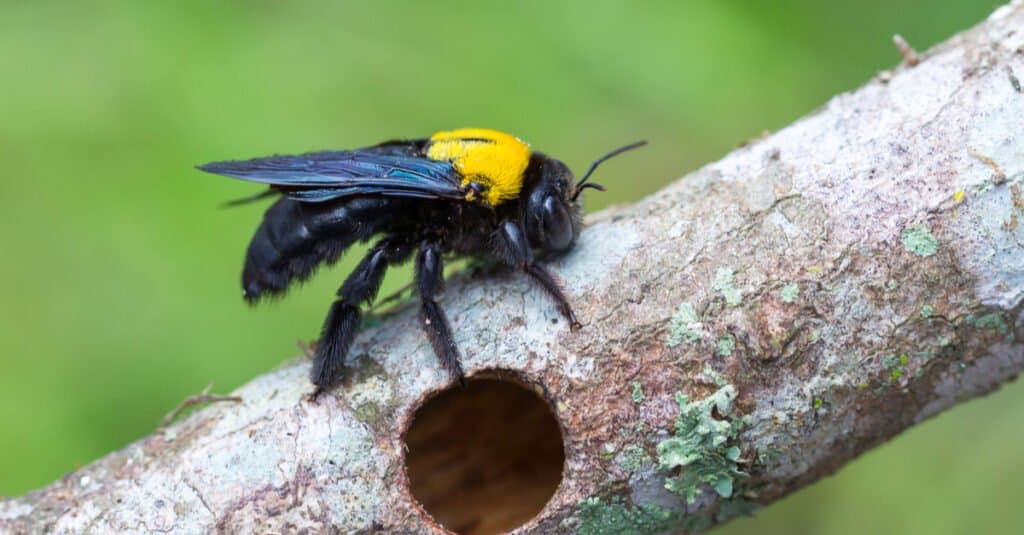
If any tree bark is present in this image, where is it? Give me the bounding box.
[4,3,1024,534]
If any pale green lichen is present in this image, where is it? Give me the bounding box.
[703,364,729,387]
[667,302,702,347]
[780,282,799,303]
[966,311,1009,335]
[353,402,382,425]
[881,353,906,369]
[346,372,393,426]
[573,497,693,535]
[656,385,748,504]
[901,224,939,257]
[716,335,735,357]
[619,421,648,438]
[573,496,759,534]
[704,362,729,383]
[632,381,646,404]
[618,444,651,472]
[756,446,780,466]
[713,268,743,307]
[881,353,910,382]
[920,305,934,318]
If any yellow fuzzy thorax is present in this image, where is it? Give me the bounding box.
[426,128,530,206]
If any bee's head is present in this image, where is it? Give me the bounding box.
[523,141,647,252]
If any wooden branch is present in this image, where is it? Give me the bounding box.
[4,3,1024,533]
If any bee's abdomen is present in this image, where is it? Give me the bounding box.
[242,197,392,302]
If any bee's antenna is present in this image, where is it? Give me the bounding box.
[573,140,647,200]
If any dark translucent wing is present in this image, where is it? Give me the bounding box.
[198,147,463,203]
[283,187,441,202]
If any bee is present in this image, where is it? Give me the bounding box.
[199,128,645,397]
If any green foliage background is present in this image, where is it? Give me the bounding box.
[1,1,1019,533]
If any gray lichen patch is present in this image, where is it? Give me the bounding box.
[949,174,1024,309]
[963,311,1010,336]
[656,385,748,504]
[570,494,761,535]
[901,224,939,257]
[617,444,652,472]
[571,497,691,535]
[575,408,760,535]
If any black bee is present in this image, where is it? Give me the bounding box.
[199,128,644,397]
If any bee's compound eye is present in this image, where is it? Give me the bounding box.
[542,196,573,250]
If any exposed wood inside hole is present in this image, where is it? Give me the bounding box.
[404,378,565,534]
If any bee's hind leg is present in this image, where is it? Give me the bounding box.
[493,221,581,330]
[416,240,466,385]
[309,236,414,399]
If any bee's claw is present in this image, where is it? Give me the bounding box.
[297,339,317,359]
[305,387,326,404]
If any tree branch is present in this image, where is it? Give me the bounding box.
[3,3,1024,533]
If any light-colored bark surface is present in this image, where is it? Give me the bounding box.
[3,2,1024,533]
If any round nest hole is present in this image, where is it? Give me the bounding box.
[403,377,566,534]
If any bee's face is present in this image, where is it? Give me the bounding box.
[523,155,582,253]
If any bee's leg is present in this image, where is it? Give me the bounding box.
[494,221,582,330]
[416,241,466,384]
[310,236,413,398]
[524,263,582,330]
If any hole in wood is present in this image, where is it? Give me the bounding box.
[403,376,565,534]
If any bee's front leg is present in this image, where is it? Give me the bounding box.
[492,221,581,330]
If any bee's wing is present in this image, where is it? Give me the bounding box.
[197,148,464,203]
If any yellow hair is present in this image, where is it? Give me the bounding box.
[426,128,530,206]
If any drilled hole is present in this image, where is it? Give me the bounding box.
[403,377,565,534]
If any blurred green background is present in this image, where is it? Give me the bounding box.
[1,1,1019,533]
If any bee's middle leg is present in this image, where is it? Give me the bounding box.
[310,236,413,397]
[416,240,465,384]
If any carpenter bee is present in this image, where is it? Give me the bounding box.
[199,128,645,397]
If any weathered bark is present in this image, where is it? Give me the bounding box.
[3,3,1024,534]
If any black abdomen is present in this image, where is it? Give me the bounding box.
[242,196,396,301]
